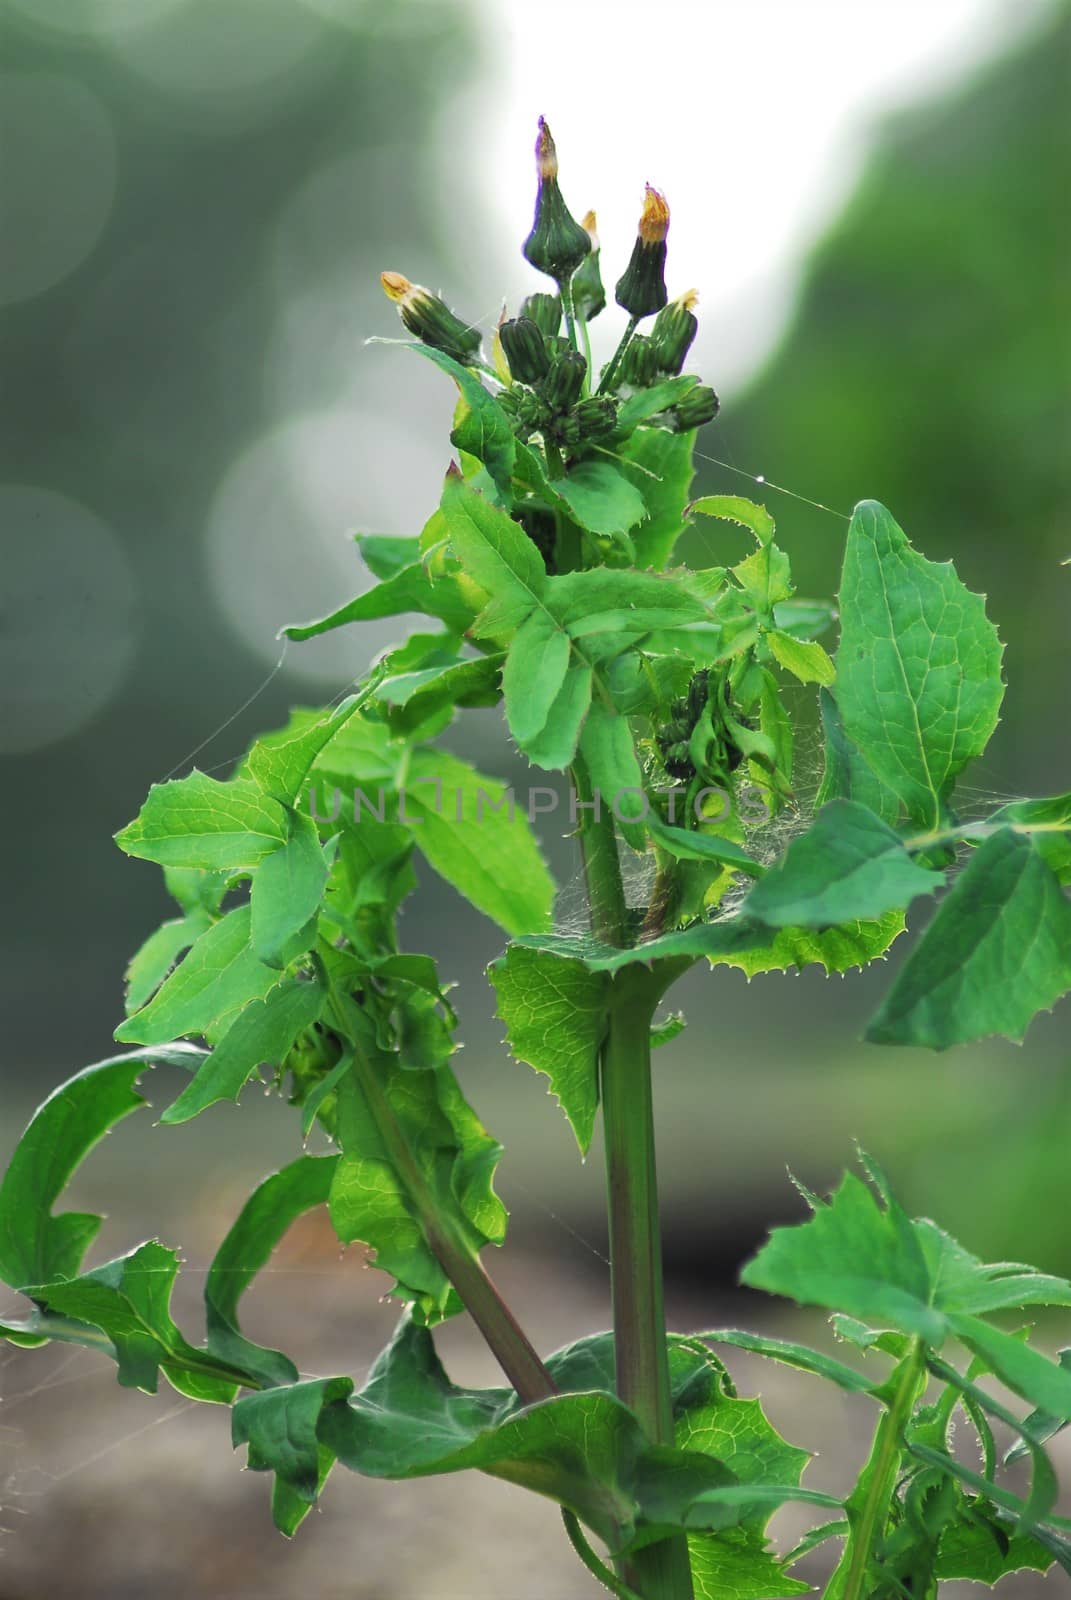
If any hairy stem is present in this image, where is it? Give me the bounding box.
[830,1339,926,1600]
[327,987,555,1406]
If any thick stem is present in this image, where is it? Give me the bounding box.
[829,1339,926,1600]
[327,989,555,1406]
[571,756,628,947]
[601,976,694,1599]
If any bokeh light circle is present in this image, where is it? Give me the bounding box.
[2,0,187,42]
[0,487,139,753]
[0,74,117,308]
[111,0,323,107]
[205,410,444,686]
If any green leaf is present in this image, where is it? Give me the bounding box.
[160,975,324,1124]
[355,533,421,579]
[647,817,764,879]
[488,944,608,1154]
[250,810,329,968]
[741,1169,944,1343]
[986,791,1071,884]
[913,1219,1071,1317]
[772,597,837,640]
[404,747,555,935]
[205,1155,339,1388]
[0,1046,203,1291]
[406,343,517,496]
[282,558,473,640]
[743,801,941,927]
[937,1518,1054,1583]
[440,474,546,630]
[27,1239,240,1399]
[124,913,210,1014]
[766,629,836,686]
[245,694,372,804]
[233,1376,355,1507]
[115,904,283,1047]
[556,461,647,541]
[328,1043,507,1324]
[689,495,776,546]
[547,568,709,639]
[867,828,1071,1047]
[704,910,906,978]
[948,1315,1071,1420]
[619,427,695,569]
[702,1330,875,1395]
[524,661,594,770]
[115,771,287,871]
[687,1531,810,1600]
[579,701,647,848]
[834,500,1004,828]
[502,607,571,747]
[814,687,901,824]
[616,376,698,432]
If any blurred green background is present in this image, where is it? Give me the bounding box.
[0,1,1068,1594]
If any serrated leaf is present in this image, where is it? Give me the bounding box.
[767,629,836,686]
[835,500,1004,828]
[914,1219,1071,1317]
[115,904,283,1047]
[27,1239,240,1399]
[502,607,571,747]
[556,460,647,541]
[948,1315,1071,1421]
[245,694,371,804]
[124,912,210,1014]
[741,1170,944,1343]
[489,945,607,1154]
[282,558,473,640]
[0,1046,203,1292]
[702,1329,875,1394]
[687,1530,811,1599]
[619,427,695,569]
[937,1518,1054,1582]
[440,475,546,631]
[250,810,329,967]
[403,747,554,935]
[743,800,941,927]
[233,1376,355,1513]
[328,1042,506,1324]
[115,771,287,871]
[204,1155,337,1388]
[160,976,324,1124]
[547,568,709,639]
[689,496,777,547]
[867,828,1071,1047]
[706,910,906,978]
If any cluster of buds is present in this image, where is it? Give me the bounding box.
[380,117,721,457]
[656,671,750,783]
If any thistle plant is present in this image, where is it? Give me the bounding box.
[4,122,1071,1600]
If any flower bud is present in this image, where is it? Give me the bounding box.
[619,333,659,389]
[520,292,562,337]
[671,384,720,431]
[541,348,587,412]
[571,210,606,320]
[615,186,670,320]
[571,395,618,442]
[651,289,698,375]
[380,272,481,364]
[499,317,551,385]
[523,118,592,284]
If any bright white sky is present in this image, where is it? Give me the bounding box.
[457,0,1047,387]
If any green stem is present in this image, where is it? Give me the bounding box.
[598,315,639,395]
[326,987,555,1406]
[571,756,628,946]
[560,276,580,352]
[830,1339,926,1600]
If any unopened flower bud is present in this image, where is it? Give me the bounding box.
[651,289,698,375]
[671,384,720,431]
[520,292,562,337]
[619,333,659,389]
[380,272,481,365]
[499,317,551,385]
[571,210,606,320]
[615,186,670,320]
[523,118,592,284]
[571,395,618,442]
[541,348,587,412]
